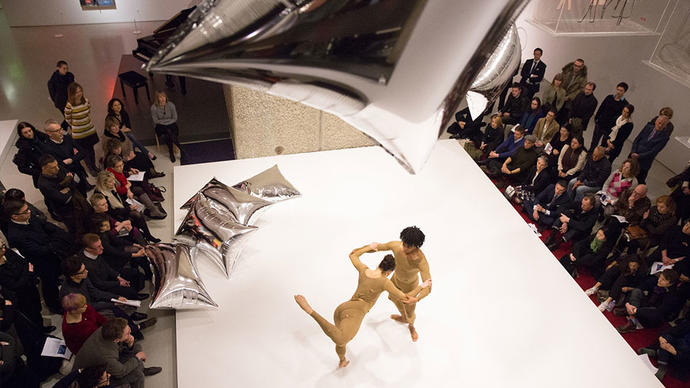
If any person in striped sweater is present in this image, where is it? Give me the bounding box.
[65,82,99,176]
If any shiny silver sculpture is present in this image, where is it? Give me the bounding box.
[176,194,258,277]
[182,177,272,225]
[146,0,529,173]
[233,165,301,202]
[147,243,218,310]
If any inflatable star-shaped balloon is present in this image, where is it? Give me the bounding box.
[233,165,301,203]
[182,178,272,225]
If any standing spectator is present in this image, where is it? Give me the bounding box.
[4,200,72,314]
[567,146,612,203]
[61,293,107,354]
[647,107,675,136]
[561,58,588,105]
[539,73,566,119]
[519,48,547,98]
[151,91,184,162]
[12,122,48,188]
[533,109,559,149]
[518,97,545,134]
[65,82,99,176]
[567,81,597,136]
[106,98,155,160]
[73,318,162,387]
[667,162,690,223]
[47,60,74,131]
[630,114,671,184]
[590,82,629,149]
[499,83,530,125]
[605,104,635,164]
[600,158,639,206]
[557,136,587,181]
[41,119,91,194]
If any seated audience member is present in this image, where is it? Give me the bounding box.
[667,162,690,223]
[0,244,55,332]
[480,126,526,174]
[629,195,678,253]
[604,104,635,164]
[4,199,72,314]
[91,213,151,280]
[592,256,644,312]
[647,220,690,269]
[567,81,597,136]
[590,82,629,150]
[559,227,615,278]
[0,330,40,388]
[102,119,164,179]
[59,256,155,340]
[544,194,598,251]
[73,317,162,387]
[600,158,639,206]
[500,83,529,125]
[13,121,48,188]
[2,188,47,223]
[630,113,671,184]
[106,97,155,160]
[463,114,504,161]
[91,188,159,244]
[523,180,571,227]
[151,90,185,162]
[61,293,107,355]
[79,233,147,301]
[37,154,91,235]
[639,319,690,381]
[611,184,651,225]
[532,109,559,150]
[538,73,565,115]
[447,107,485,140]
[495,135,538,183]
[544,123,571,173]
[513,156,552,205]
[617,269,683,333]
[105,154,166,220]
[556,136,587,181]
[40,118,92,194]
[518,97,545,134]
[567,146,611,202]
[52,364,111,388]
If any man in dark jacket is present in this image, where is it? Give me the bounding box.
[545,194,598,250]
[567,146,612,202]
[4,200,72,314]
[499,135,538,183]
[523,180,571,227]
[638,318,690,381]
[590,82,629,149]
[47,60,74,131]
[630,114,671,184]
[618,269,683,333]
[40,119,91,193]
[561,58,588,103]
[568,82,598,136]
[500,83,530,125]
[519,48,547,98]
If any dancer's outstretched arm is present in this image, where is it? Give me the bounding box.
[348,245,375,272]
[370,241,396,252]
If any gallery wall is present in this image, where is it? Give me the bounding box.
[2,0,193,26]
[516,1,690,173]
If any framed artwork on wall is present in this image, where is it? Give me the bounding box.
[80,0,116,10]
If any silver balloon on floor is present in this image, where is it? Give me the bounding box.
[182,177,272,225]
[233,165,301,202]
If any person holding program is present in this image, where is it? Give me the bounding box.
[294,244,431,368]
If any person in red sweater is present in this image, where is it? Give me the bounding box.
[61,293,107,354]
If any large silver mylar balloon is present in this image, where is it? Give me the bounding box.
[181,178,272,225]
[176,194,258,277]
[146,0,530,173]
[147,243,218,310]
[233,165,300,202]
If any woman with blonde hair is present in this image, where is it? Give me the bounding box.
[102,120,164,179]
[65,82,99,175]
[151,90,184,162]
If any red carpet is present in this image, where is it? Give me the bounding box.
[500,184,689,387]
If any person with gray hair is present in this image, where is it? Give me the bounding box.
[567,145,611,203]
[497,134,539,184]
[513,155,552,204]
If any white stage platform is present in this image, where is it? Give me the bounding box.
[173,140,661,388]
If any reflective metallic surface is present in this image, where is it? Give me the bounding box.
[182,177,272,225]
[233,165,301,202]
[145,0,531,173]
[147,243,218,310]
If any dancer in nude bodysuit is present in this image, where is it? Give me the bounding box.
[371,226,431,342]
[295,244,431,368]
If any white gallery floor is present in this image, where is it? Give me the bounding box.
[172,140,661,388]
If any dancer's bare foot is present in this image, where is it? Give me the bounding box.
[338,359,350,368]
[409,324,418,342]
[294,295,313,315]
[390,314,406,323]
